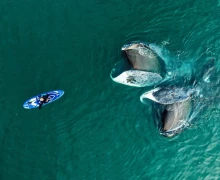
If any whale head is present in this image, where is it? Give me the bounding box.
[141,86,193,137]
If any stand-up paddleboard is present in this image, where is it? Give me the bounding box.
[23,90,64,109]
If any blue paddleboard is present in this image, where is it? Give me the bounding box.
[23,90,64,109]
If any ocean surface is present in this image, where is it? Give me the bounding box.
[1,0,220,179]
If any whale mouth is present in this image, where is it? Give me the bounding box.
[111,41,166,87]
[147,90,192,138]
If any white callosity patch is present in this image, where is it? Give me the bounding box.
[138,47,156,58]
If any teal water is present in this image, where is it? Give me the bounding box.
[1,0,220,179]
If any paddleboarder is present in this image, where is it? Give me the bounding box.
[38,94,49,109]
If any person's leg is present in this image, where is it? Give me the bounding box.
[39,101,43,109]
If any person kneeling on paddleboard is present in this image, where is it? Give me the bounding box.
[39,94,49,109]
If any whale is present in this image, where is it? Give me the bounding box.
[110,42,165,87]
[140,86,193,137]
[140,57,217,137]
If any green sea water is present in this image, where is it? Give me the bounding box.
[1,0,220,179]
